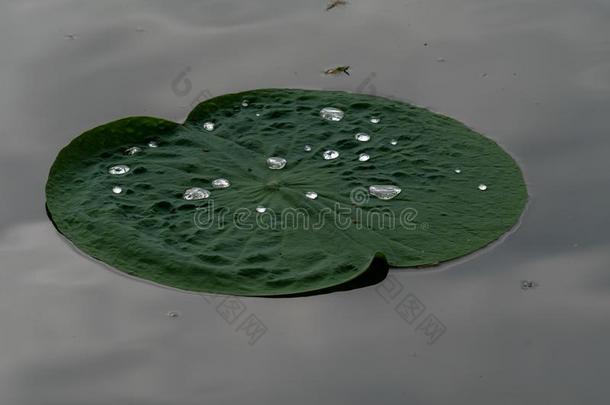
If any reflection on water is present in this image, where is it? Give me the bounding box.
[1,0,610,403]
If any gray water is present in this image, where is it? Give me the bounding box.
[1,0,610,404]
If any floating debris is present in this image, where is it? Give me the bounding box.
[320,107,344,121]
[521,280,539,290]
[212,178,230,189]
[369,185,402,200]
[167,311,180,318]
[183,187,210,201]
[326,0,348,11]
[267,157,287,170]
[203,122,215,131]
[355,132,370,142]
[322,150,339,160]
[305,191,318,200]
[108,165,130,175]
[324,66,350,76]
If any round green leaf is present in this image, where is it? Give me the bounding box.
[46,89,527,296]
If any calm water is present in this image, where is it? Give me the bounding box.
[1,0,610,403]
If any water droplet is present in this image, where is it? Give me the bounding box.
[305,191,318,200]
[124,146,142,155]
[112,186,123,194]
[355,132,371,142]
[454,168,461,174]
[358,153,370,162]
[478,184,488,191]
[304,145,312,152]
[521,280,538,290]
[167,311,180,318]
[203,122,215,131]
[212,178,230,189]
[255,113,261,117]
[369,185,402,200]
[267,156,287,170]
[183,187,210,200]
[320,107,344,122]
[256,206,267,213]
[241,100,249,107]
[370,116,381,124]
[108,165,130,175]
[147,140,158,148]
[322,150,339,160]
[437,57,446,63]
[390,139,398,146]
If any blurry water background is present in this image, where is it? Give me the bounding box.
[1,0,610,404]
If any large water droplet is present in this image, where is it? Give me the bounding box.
[454,168,461,174]
[183,187,210,200]
[320,107,344,122]
[478,184,488,191]
[355,132,370,142]
[370,116,381,124]
[203,122,215,131]
[108,165,130,175]
[358,153,370,162]
[267,156,287,170]
[256,206,267,213]
[112,186,123,194]
[305,191,318,200]
[147,140,159,148]
[124,146,142,156]
[369,185,402,200]
[390,139,398,146]
[304,145,312,152]
[241,100,249,107]
[212,178,230,189]
[322,150,339,160]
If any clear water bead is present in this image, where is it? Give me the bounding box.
[454,169,461,174]
[358,153,370,162]
[370,117,381,124]
[390,139,398,146]
[183,187,210,200]
[322,150,339,160]
[369,185,402,200]
[241,100,249,107]
[203,122,215,131]
[267,156,287,170]
[478,184,488,191]
[305,191,318,200]
[124,146,142,155]
[320,107,344,122]
[212,178,230,189]
[112,186,123,194]
[147,141,158,148]
[108,165,130,175]
[304,145,312,152]
[256,206,267,213]
[355,132,370,142]
[255,113,261,117]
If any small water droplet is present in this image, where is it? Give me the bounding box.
[478,184,488,191]
[322,150,339,160]
[203,122,215,131]
[147,140,158,148]
[108,165,130,175]
[305,191,318,200]
[358,153,370,162]
[320,107,344,122]
[183,187,210,200]
[124,146,142,155]
[256,206,267,213]
[212,178,230,189]
[355,132,370,142]
[241,100,249,107]
[304,145,312,152]
[370,117,381,124]
[454,168,461,174]
[255,113,261,117]
[369,185,402,200]
[167,311,180,318]
[112,186,123,194]
[267,157,287,170]
[390,139,398,146]
[521,280,538,290]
